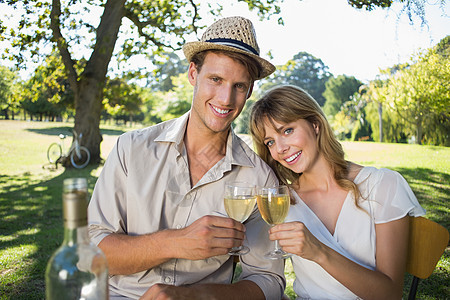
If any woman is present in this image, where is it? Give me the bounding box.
[250,85,425,299]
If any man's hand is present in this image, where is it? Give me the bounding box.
[172,215,245,260]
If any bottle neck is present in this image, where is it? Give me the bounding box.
[63,225,90,246]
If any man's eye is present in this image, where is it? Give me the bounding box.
[235,83,246,90]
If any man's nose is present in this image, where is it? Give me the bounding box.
[217,84,234,106]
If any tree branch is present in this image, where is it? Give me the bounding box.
[84,0,126,81]
[188,0,200,34]
[50,0,78,95]
[123,9,171,49]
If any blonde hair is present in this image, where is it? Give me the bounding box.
[250,85,361,202]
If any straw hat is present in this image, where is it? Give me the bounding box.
[183,16,275,80]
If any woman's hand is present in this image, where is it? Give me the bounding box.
[269,221,325,262]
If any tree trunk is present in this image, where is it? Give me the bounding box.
[378,102,383,142]
[416,119,423,145]
[73,78,104,163]
[75,0,125,163]
[51,0,126,164]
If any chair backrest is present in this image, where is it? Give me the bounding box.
[406,216,449,279]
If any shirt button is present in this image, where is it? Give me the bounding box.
[164,276,172,283]
[176,224,182,229]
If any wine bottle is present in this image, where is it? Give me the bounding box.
[45,178,108,300]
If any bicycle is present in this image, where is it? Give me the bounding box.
[47,129,91,169]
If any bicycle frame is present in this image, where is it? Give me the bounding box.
[68,132,82,158]
[48,129,90,169]
[58,131,81,158]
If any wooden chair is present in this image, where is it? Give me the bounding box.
[406,216,449,299]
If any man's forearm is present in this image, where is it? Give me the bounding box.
[140,280,267,300]
[98,230,174,275]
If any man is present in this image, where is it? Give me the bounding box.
[88,16,285,299]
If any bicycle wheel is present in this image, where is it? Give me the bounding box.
[47,143,62,164]
[70,146,90,169]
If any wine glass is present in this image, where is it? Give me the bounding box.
[256,185,292,259]
[224,182,257,255]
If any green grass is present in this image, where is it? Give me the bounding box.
[0,120,449,299]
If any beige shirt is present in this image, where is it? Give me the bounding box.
[88,112,285,299]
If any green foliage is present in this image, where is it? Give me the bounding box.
[151,52,189,92]
[0,0,289,162]
[103,78,144,124]
[348,0,394,10]
[262,51,332,106]
[323,75,362,117]
[373,40,450,145]
[233,98,255,134]
[20,52,74,120]
[348,0,435,27]
[0,65,21,119]
[151,73,192,122]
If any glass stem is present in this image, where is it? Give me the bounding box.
[275,239,280,251]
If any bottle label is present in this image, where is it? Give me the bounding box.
[63,191,88,229]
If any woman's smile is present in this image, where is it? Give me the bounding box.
[284,150,302,164]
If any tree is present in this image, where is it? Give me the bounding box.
[348,0,442,25]
[0,66,20,119]
[264,51,332,106]
[361,79,387,142]
[323,75,362,117]
[0,0,439,162]
[0,0,285,163]
[365,37,450,145]
[151,52,189,92]
[21,53,73,121]
[103,78,143,125]
[233,99,255,134]
[154,73,192,122]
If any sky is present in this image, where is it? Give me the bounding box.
[195,0,450,82]
[0,0,449,83]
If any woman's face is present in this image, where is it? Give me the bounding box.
[263,118,320,174]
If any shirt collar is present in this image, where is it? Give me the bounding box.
[227,128,255,168]
[154,111,189,147]
[155,111,254,168]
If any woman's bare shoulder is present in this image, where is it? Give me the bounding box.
[347,162,364,181]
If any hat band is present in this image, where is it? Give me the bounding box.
[206,38,259,56]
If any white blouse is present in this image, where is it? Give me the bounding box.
[286,166,426,299]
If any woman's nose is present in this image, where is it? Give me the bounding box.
[276,139,288,154]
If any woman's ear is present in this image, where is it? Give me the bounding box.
[313,123,319,135]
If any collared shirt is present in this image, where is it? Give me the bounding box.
[88,112,285,299]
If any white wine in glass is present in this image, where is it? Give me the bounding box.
[257,185,291,259]
[224,182,256,255]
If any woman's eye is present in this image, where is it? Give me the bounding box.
[265,140,274,147]
[284,128,293,135]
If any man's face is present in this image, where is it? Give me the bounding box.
[188,52,254,135]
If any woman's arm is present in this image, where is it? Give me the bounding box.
[273,216,409,300]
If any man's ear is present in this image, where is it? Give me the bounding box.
[188,62,197,86]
